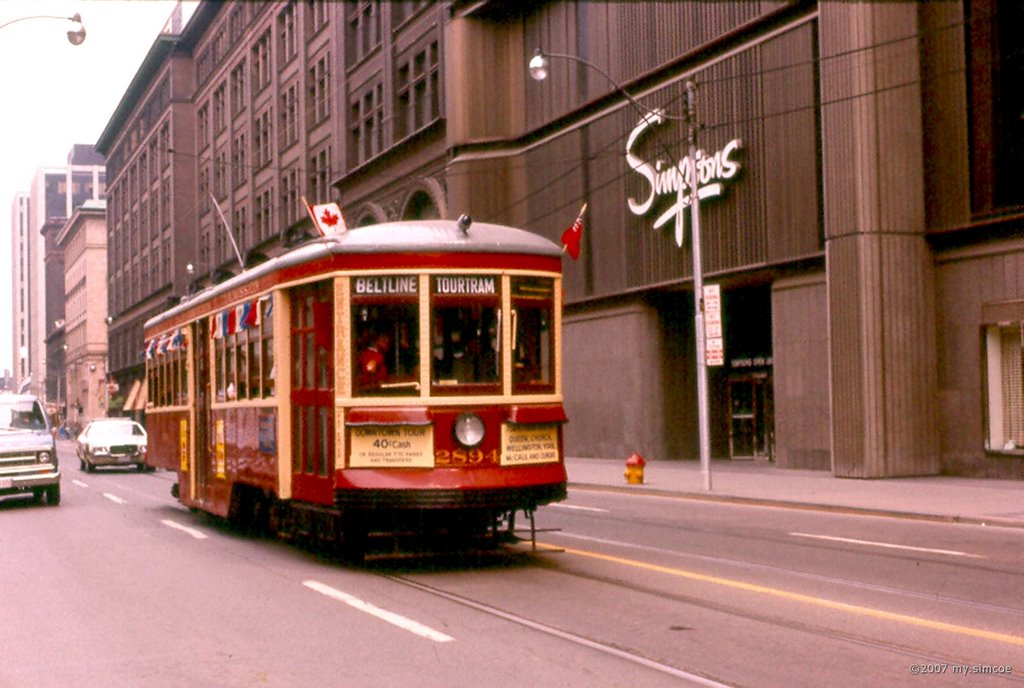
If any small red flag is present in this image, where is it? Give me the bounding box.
[561,218,583,260]
[560,203,587,260]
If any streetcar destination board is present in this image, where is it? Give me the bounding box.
[353,275,418,295]
[501,424,560,465]
[433,275,497,295]
[349,425,434,468]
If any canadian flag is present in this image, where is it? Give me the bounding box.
[305,199,347,236]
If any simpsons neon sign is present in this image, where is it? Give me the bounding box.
[626,109,742,247]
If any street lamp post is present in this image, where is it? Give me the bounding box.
[529,50,713,490]
[0,13,86,44]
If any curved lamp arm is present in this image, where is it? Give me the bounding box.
[528,49,683,121]
[0,13,86,45]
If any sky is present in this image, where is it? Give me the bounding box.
[0,0,198,377]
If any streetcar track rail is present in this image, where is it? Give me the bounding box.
[549,532,1024,619]
[386,570,737,687]
[524,548,1024,684]
[568,483,1024,530]
[546,500,1024,578]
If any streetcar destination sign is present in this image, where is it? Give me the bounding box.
[353,275,417,295]
[433,275,497,295]
[501,423,559,465]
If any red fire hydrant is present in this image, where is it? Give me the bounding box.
[624,453,646,484]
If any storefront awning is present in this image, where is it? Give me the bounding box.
[122,379,141,412]
[132,379,148,412]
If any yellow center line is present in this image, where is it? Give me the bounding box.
[541,543,1024,647]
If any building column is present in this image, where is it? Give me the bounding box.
[820,2,939,477]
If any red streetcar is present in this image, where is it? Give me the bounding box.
[143,217,567,554]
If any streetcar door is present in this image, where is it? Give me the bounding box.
[194,317,213,502]
[289,281,335,505]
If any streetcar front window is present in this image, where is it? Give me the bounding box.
[352,275,420,396]
[512,277,555,394]
[431,275,501,394]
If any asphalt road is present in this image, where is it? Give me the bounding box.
[1,443,1021,687]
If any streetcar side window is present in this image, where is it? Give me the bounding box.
[146,329,188,408]
[215,335,227,402]
[212,297,274,402]
[512,277,555,394]
[352,275,420,396]
[261,297,275,397]
[431,275,501,394]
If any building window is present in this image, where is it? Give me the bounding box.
[251,30,272,94]
[161,238,171,287]
[229,4,246,42]
[230,59,247,116]
[234,204,249,251]
[200,225,212,275]
[985,322,1024,451]
[278,2,297,67]
[309,146,332,205]
[969,0,1024,214]
[254,185,274,243]
[308,0,329,35]
[215,214,227,267]
[160,179,170,229]
[231,132,248,188]
[307,53,332,127]
[395,40,440,140]
[253,107,274,169]
[393,1,429,26]
[213,82,226,133]
[196,46,212,85]
[214,149,228,198]
[280,81,299,149]
[197,102,210,151]
[347,2,379,64]
[349,80,383,166]
[198,164,210,215]
[280,168,299,231]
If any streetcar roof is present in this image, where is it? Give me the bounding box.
[145,219,561,332]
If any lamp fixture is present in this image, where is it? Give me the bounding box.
[0,13,86,45]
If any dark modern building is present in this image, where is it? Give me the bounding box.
[97,1,1023,479]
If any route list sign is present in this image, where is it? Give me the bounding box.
[501,424,560,465]
[349,425,434,468]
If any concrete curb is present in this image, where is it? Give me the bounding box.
[568,481,1024,530]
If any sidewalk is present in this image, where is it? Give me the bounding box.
[565,457,1024,528]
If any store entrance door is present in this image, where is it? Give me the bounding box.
[728,374,773,460]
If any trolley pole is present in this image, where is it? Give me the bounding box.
[684,81,712,492]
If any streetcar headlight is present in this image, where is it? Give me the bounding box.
[453,413,485,448]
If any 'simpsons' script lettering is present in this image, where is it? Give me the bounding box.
[626,109,742,247]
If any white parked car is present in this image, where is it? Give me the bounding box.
[0,394,60,506]
[76,418,149,472]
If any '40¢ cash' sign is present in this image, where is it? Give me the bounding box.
[501,424,560,466]
[349,425,434,468]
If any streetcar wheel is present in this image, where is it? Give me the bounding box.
[340,520,368,564]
